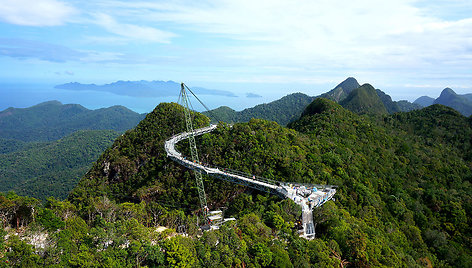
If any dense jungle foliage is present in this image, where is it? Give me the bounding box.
[339,84,388,115]
[0,139,26,154]
[0,130,119,200]
[0,101,145,200]
[1,99,471,267]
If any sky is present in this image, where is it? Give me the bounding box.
[1,0,472,113]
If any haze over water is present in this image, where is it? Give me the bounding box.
[1,83,286,113]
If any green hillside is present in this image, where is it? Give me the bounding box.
[66,100,471,267]
[204,106,238,122]
[0,101,144,200]
[1,99,471,267]
[0,138,26,154]
[290,99,472,266]
[204,92,315,126]
[386,104,472,159]
[339,83,388,114]
[69,102,211,204]
[0,130,119,200]
[0,100,145,142]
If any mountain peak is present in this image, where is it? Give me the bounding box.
[435,88,458,104]
[319,77,361,102]
[434,87,472,116]
[414,96,435,107]
[441,87,456,96]
[335,77,360,94]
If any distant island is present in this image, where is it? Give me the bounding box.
[55,80,238,98]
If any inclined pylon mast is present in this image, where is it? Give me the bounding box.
[179,83,209,222]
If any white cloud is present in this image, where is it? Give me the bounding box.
[2,0,471,92]
[92,13,176,43]
[0,38,86,62]
[0,0,76,26]
[107,0,471,73]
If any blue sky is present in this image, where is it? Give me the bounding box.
[1,0,472,112]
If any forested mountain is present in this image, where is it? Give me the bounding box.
[414,88,472,116]
[0,100,145,142]
[204,78,420,128]
[376,89,422,113]
[320,77,420,113]
[290,99,472,266]
[386,104,472,159]
[433,88,472,116]
[414,96,435,107]
[204,106,238,122]
[0,101,144,200]
[0,130,119,200]
[1,92,472,266]
[204,92,315,125]
[339,83,388,114]
[205,78,421,126]
[40,100,468,267]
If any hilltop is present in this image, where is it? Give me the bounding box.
[339,83,388,115]
[69,102,212,204]
[414,96,435,107]
[63,99,472,267]
[0,100,144,142]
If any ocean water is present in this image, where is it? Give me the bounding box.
[0,83,281,113]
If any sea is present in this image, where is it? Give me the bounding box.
[0,83,288,114]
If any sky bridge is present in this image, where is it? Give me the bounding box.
[164,124,336,238]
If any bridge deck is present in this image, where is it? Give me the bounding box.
[165,125,279,192]
[164,124,336,238]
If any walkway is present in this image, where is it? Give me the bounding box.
[165,124,336,238]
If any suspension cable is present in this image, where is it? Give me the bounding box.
[183,83,224,124]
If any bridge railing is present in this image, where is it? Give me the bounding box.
[200,162,280,186]
[166,125,337,195]
[166,126,280,187]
